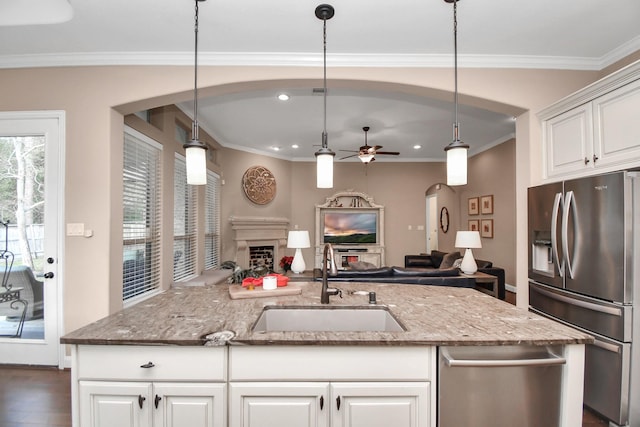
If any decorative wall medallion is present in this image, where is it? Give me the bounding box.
[242,166,276,205]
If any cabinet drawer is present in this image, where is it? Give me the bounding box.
[229,346,434,381]
[76,345,226,381]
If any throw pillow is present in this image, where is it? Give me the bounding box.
[453,258,463,269]
[349,261,377,270]
[439,251,461,269]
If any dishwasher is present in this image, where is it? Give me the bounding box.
[439,345,566,427]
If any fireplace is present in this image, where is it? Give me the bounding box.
[230,216,289,269]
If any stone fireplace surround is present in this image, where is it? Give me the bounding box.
[230,216,289,269]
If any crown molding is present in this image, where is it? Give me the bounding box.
[0,51,621,71]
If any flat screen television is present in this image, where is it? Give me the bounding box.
[323,210,378,244]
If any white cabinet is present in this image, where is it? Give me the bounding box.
[228,346,435,427]
[73,345,227,427]
[540,62,640,180]
[80,381,224,427]
[331,382,428,427]
[544,103,593,178]
[229,382,428,427]
[229,382,329,427]
[592,79,640,168]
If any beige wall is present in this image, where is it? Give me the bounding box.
[0,63,613,335]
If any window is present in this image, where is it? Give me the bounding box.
[173,154,196,281]
[122,127,162,301]
[204,170,221,270]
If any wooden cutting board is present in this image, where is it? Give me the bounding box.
[228,283,303,300]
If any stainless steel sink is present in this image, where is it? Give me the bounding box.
[252,306,405,332]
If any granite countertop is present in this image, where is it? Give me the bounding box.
[60,281,592,347]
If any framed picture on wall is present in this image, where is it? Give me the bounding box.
[468,220,479,232]
[468,197,479,215]
[480,219,494,238]
[480,195,494,215]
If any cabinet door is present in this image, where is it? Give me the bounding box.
[229,382,330,427]
[593,78,640,169]
[544,103,593,178]
[331,382,430,427]
[153,383,226,427]
[79,381,152,427]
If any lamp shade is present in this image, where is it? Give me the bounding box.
[455,231,481,249]
[287,230,310,249]
[315,149,334,188]
[446,145,467,186]
[185,144,207,185]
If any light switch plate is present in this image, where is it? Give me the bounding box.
[66,223,85,236]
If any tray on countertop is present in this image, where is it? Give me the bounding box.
[228,283,303,299]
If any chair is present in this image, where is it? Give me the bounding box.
[0,265,44,320]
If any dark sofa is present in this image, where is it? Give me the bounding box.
[313,266,476,288]
[404,250,506,300]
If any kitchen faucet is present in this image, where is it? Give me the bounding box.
[321,243,340,304]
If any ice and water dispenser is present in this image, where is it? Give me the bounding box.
[531,231,554,275]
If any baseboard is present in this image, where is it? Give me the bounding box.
[505,283,517,293]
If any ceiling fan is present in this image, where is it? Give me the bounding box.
[339,126,400,164]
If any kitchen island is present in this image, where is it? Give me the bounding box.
[62,281,592,427]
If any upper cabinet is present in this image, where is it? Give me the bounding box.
[539,61,640,180]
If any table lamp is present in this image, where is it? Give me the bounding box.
[454,230,482,274]
[287,230,311,274]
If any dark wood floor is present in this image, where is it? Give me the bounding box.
[0,364,611,427]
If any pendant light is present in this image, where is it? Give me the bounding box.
[314,4,336,189]
[184,0,208,185]
[443,0,469,186]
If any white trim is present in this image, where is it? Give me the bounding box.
[2,49,639,71]
[505,283,517,294]
[124,125,163,151]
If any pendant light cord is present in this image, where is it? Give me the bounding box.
[192,0,200,141]
[453,0,459,142]
[322,15,328,148]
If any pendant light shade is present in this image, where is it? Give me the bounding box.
[314,4,335,189]
[444,0,468,186]
[184,0,208,186]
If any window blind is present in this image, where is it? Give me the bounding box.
[204,170,221,270]
[173,154,197,281]
[122,127,162,301]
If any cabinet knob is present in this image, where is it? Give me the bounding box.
[319,395,324,410]
[336,395,341,410]
[154,395,162,409]
[584,157,590,165]
[593,154,599,163]
[138,395,146,409]
[140,361,155,368]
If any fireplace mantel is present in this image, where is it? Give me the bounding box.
[230,216,290,269]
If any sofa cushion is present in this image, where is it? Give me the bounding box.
[335,267,393,278]
[439,251,461,269]
[475,259,493,268]
[429,250,448,268]
[391,266,460,277]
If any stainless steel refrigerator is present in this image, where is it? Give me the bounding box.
[528,171,640,427]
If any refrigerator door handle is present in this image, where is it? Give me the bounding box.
[562,190,575,279]
[551,192,563,277]
[532,284,623,317]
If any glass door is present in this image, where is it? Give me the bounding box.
[0,112,63,366]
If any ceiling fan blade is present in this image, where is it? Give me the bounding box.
[339,154,358,160]
[372,145,383,151]
[375,151,400,155]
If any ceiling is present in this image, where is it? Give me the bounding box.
[2,0,639,162]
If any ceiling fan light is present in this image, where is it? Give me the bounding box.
[359,154,374,164]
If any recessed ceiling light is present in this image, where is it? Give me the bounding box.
[291,144,299,149]
[277,94,290,101]
[413,145,422,150]
[272,146,281,151]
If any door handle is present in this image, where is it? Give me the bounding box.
[138,395,146,409]
[44,272,54,279]
[561,190,575,279]
[551,192,563,277]
[154,395,162,409]
[441,348,566,368]
[320,395,324,410]
[336,396,341,411]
